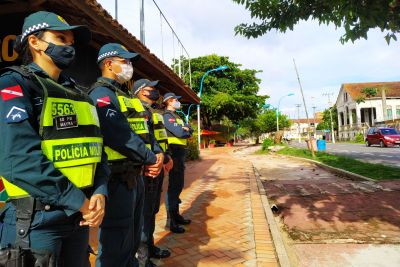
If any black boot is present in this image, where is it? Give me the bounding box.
[169,210,185,234]
[176,206,191,225]
[149,245,171,259]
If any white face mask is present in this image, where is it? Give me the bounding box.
[113,62,133,83]
[172,101,181,110]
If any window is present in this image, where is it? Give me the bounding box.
[343,92,348,102]
[396,106,400,119]
[386,105,393,120]
[339,112,344,126]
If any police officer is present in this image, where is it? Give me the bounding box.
[89,43,163,267]
[0,11,108,266]
[163,93,193,233]
[133,79,172,266]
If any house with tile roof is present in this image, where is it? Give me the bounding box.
[335,82,400,141]
[286,117,323,140]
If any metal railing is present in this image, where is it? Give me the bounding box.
[103,0,193,88]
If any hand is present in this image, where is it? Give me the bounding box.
[144,153,164,178]
[80,194,106,227]
[182,127,190,131]
[79,198,90,225]
[164,157,173,173]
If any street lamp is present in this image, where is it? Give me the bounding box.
[276,93,294,132]
[197,65,229,149]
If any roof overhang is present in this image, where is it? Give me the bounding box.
[0,0,200,104]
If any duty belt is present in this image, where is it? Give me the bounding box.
[108,161,143,189]
[9,197,57,212]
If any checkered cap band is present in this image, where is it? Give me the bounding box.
[97,51,119,61]
[21,23,50,41]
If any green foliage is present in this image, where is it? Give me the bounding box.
[361,87,378,98]
[277,147,400,180]
[237,108,290,140]
[232,0,400,44]
[175,54,268,127]
[185,124,200,161]
[209,139,216,144]
[355,133,365,143]
[261,138,274,150]
[316,105,338,131]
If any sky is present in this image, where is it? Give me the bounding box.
[97,0,400,119]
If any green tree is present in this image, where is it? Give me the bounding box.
[237,108,290,143]
[316,105,338,131]
[177,54,268,128]
[233,0,400,43]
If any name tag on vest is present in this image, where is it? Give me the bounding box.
[55,115,78,130]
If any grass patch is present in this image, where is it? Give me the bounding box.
[275,147,400,180]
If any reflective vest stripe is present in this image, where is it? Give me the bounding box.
[159,142,168,152]
[167,137,187,146]
[128,118,149,135]
[154,128,168,141]
[42,98,100,127]
[41,137,103,168]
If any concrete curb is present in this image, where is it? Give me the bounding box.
[279,154,376,182]
[252,165,292,267]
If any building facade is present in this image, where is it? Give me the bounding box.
[335,82,400,141]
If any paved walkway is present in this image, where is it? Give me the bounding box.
[152,147,279,267]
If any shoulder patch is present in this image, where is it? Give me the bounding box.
[168,117,175,122]
[97,96,111,107]
[1,85,23,101]
[5,106,28,123]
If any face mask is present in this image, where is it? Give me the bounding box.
[113,62,133,83]
[146,90,160,101]
[42,41,75,69]
[172,101,181,110]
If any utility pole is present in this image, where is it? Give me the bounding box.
[115,0,118,20]
[293,59,315,157]
[295,104,301,143]
[140,0,145,44]
[312,105,317,135]
[323,92,336,143]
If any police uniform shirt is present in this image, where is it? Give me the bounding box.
[0,63,109,216]
[163,110,193,138]
[89,77,157,165]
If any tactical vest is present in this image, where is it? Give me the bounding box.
[165,111,188,146]
[91,80,151,162]
[2,69,103,199]
[150,108,168,152]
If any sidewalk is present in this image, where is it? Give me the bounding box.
[152,147,279,267]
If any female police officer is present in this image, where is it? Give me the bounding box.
[0,11,108,266]
[163,93,193,234]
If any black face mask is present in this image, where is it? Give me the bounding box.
[146,90,160,101]
[42,41,75,69]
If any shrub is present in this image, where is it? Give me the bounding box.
[355,133,364,143]
[262,138,274,150]
[186,137,200,161]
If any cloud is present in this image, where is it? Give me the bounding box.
[98,0,400,117]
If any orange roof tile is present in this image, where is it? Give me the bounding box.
[342,82,400,100]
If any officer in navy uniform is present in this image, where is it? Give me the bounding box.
[89,44,163,267]
[163,93,193,234]
[0,11,108,266]
[133,79,172,266]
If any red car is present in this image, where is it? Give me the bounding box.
[365,127,400,147]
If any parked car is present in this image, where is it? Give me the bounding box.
[365,127,400,147]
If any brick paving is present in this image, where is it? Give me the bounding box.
[152,147,279,267]
[89,147,279,266]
